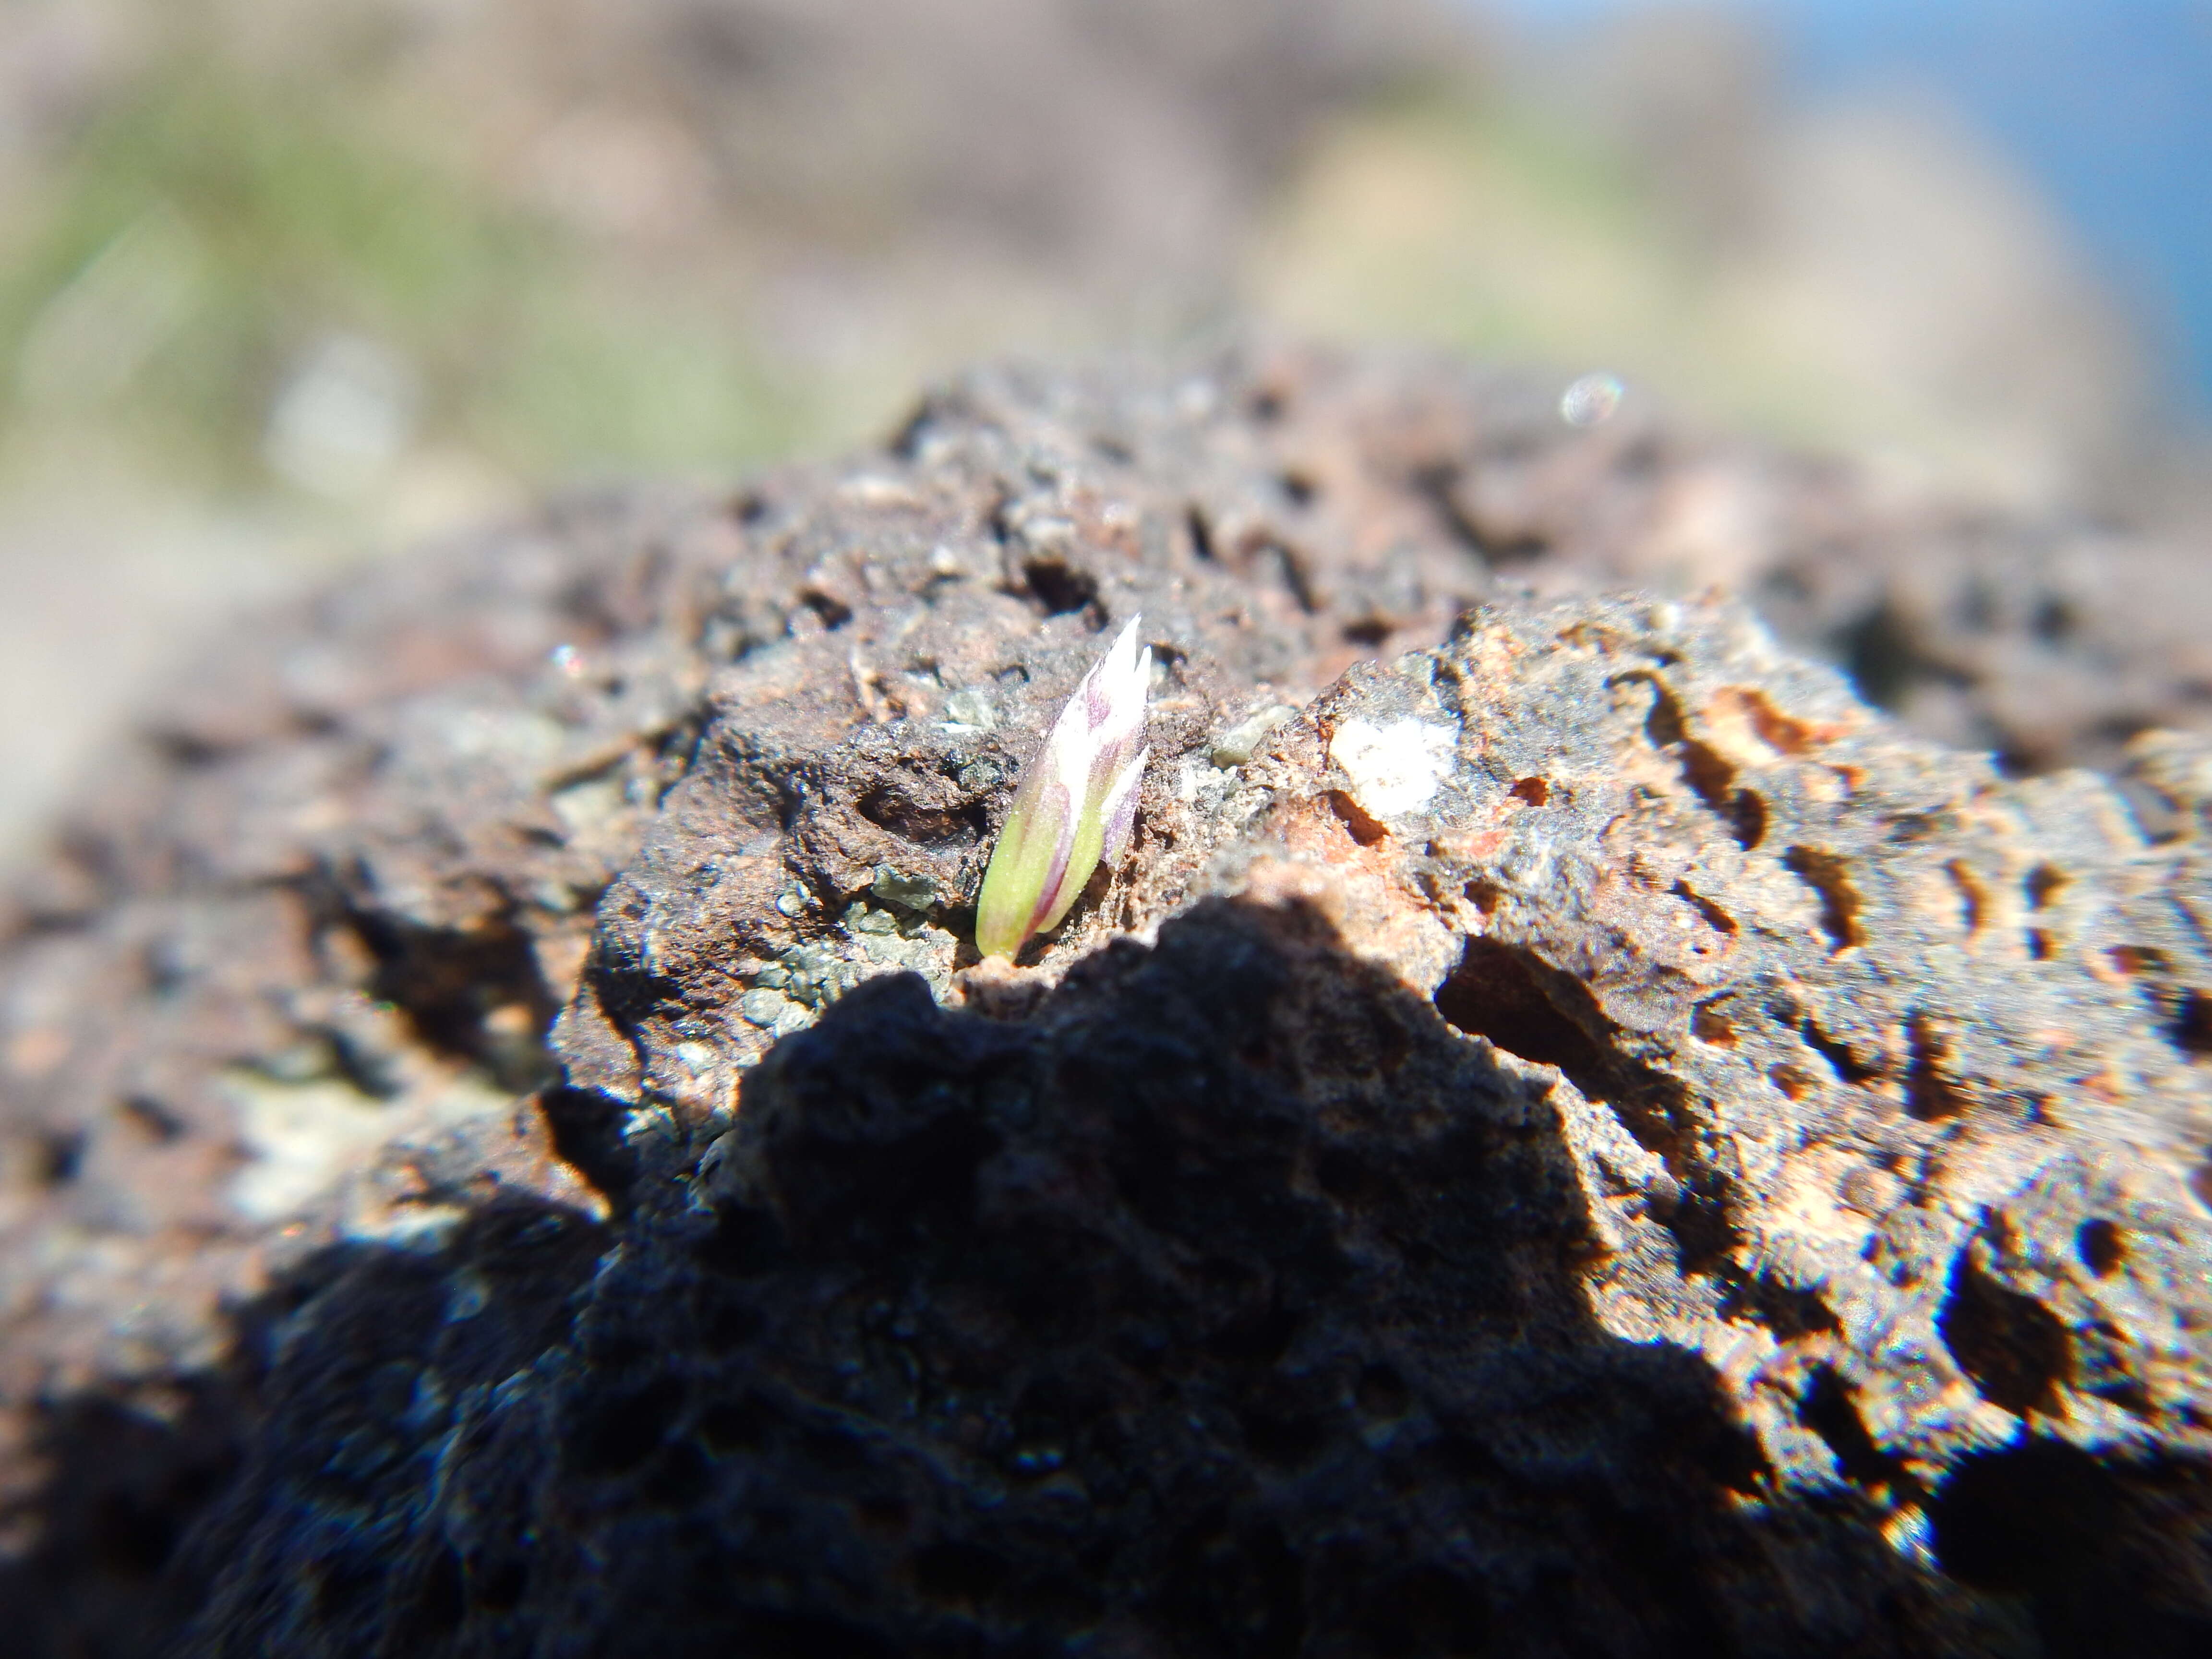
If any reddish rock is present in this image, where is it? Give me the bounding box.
[3,347,2210,1656]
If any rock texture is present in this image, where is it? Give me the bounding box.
[2,345,2211,1656]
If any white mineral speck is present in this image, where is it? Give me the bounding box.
[1328,717,1455,817]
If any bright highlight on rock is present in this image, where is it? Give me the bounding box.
[974,617,1152,960]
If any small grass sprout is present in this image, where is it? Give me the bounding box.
[974,617,1152,960]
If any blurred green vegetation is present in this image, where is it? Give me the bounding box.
[0,16,2144,522]
[0,59,807,502]
[1253,83,2155,509]
[1256,93,1863,455]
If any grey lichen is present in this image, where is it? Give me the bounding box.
[1209,702,1298,768]
[739,903,961,1043]
[869,864,939,912]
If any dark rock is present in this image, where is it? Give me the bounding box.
[2,345,2211,1655]
[173,904,2029,1657]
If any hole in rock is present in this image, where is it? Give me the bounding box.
[146,729,234,769]
[1798,1367,1906,1492]
[1205,1299,1301,1369]
[1737,687,1818,755]
[1946,860,1986,934]
[1678,739,1738,813]
[1939,1258,2071,1416]
[2171,989,2212,1058]
[1021,556,1097,617]
[1727,1275,1838,1339]
[1272,542,1320,613]
[1725,788,1769,849]
[1691,1000,1736,1046]
[1315,1143,1392,1208]
[1801,1016,1884,1085]
[799,588,853,631]
[1929,1439,2116,1594]
[857,783,974,846]
[348,911,559,1092]
[1434,939,1609,1078]
[2031,595,2077,645]
[1433,938,1687,1163]
[1783,847,1863,953]
[539,1085,640,1210]
[117,1094,184,1143]
[2075,1218,2125,1278]
[1185,503,1216,561]
[1767,1063,1815,1101]
[35,1127,86,1186]
[1327,791,1389,846]
[1922,1434,2212,1659]
[1633,677,1766,846]
[1671,881,1736,935]
[1837,600,1964,711]
[1640,677,1687,747]
[1414,462,1545,565]
[1904,1015,1970,1121]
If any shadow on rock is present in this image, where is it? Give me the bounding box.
[13,898,2211,1656]
[0,1378,243,1658]
[0,1199,613,1659]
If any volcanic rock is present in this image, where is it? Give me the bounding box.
[2,345,2210,1656]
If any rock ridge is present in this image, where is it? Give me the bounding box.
[0,345,2209,1654]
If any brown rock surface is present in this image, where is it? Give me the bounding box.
[2,345,2211,1655]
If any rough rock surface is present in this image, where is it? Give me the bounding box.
[2,345,2211,1656]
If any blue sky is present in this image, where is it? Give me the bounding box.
[1485,0,2212,413]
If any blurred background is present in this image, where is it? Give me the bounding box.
[0,0,2206,860]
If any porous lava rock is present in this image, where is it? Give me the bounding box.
[2,345,2211,1656]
